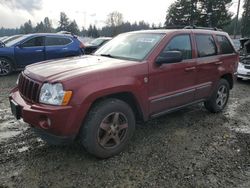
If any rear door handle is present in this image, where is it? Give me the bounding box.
[214,61,223,65]
[185,67,196,71]
[36,49,43,52]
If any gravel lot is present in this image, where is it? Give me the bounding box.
[0,73,250,188]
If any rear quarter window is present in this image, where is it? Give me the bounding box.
[45,37,72,46]
[195,34,217,57]
[216,35,235,54]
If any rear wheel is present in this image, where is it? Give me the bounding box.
[204,79,230,113]
[0,58,12,76]
[80,98,135,158]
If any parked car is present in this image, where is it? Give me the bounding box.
[1,35,22,45]
[232,39,241,51]
[84,37,112,54]
[237,38,250,80]
[9,28,238,158]
[0,33,84,76]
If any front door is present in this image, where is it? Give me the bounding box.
[15,36,45,67]
[148,34,197,116]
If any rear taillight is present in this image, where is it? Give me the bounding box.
[80,42,85,49]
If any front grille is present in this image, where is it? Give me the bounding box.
[18,73,41,102]
[245,65,250,69]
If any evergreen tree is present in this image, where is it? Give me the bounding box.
[20,20,33,34]
[68,20,80,35]
[165,0,232,28]
[242,0,250,37]
[58,12,70,31]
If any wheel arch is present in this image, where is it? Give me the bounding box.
[89,92,145,122]
[221,73,233,89]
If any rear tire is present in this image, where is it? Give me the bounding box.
[80,98,135,158]
[204,79,230,113]
[0,58,13,76]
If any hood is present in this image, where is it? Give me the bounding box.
[24,55,136,82]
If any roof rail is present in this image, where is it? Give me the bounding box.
[184,25,223,31]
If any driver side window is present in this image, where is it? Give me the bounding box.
[163,35,192,60]
[22,37,44,48]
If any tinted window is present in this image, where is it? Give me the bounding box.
[195,34,217,57]
[22,37,44,47]
[163,35,192,60]
[45,37,72,46]
[216,35,235,54]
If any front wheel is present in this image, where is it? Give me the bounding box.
[0,58,13,76]
[204,79,230,113]
[80,98,135,158]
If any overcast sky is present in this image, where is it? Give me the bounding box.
[0,0,244,29]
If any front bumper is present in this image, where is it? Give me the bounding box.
[237,63,250,79]
[9,87,84,143]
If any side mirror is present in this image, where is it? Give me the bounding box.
[156,51,183,65]
[16,43,23,48]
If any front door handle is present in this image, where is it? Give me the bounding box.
[36,49,43,52]
[185,67,196,72]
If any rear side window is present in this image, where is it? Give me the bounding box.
[22,37,44,47]
[163,34,192,60]
[45,37,72,46]
[216,35,235,54]
[195,34,217,57]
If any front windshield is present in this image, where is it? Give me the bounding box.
[95,33,164,61]
[90,38,106,46]
[5,35,27,47]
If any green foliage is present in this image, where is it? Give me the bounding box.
[242,0,250,37]
[20,20,33,34]
[165,0,233,28]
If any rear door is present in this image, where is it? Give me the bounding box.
[148,34,197,116]
[194,34,220,100]
[45,36,73,60]
[15,36,45,67]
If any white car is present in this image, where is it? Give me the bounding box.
[237,38,250,80]
[237,58,250,80]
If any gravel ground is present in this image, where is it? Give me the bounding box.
[0,73,250,188]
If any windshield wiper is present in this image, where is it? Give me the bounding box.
[100,54,114,58]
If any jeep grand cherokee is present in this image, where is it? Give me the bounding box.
[9,29,238,158]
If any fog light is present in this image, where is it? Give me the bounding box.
[39,116,51,129]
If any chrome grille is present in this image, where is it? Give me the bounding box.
[18,73,41,102]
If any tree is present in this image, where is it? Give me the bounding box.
[67,20,80,35]
[106,11,124,27]
[20,20,33,34]
[35,21,45,33]
[165,0,232,28]
[58,12,70,31]
[165,0,199,26]
[198,0,233,27]
[242,0,250,37]
[43,17,53,33]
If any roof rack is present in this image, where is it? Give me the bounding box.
[184,25,223,31]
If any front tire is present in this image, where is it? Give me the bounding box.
[204,79,230,113]
[0,58,13,76]
[80,98,135,158]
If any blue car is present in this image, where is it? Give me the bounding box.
[0,33,84,76]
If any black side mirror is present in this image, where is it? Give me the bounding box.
[156,51,183,65]
[17,43,23,48]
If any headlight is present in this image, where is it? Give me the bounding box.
[39,83,72,106]
[238,62,244,68]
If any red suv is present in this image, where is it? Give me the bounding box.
[9,28,238,158]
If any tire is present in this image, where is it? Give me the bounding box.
[0,58,13,76]
[204,79,230,113]
[80,98,135,158]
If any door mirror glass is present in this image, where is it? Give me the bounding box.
[156,51,183,65]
